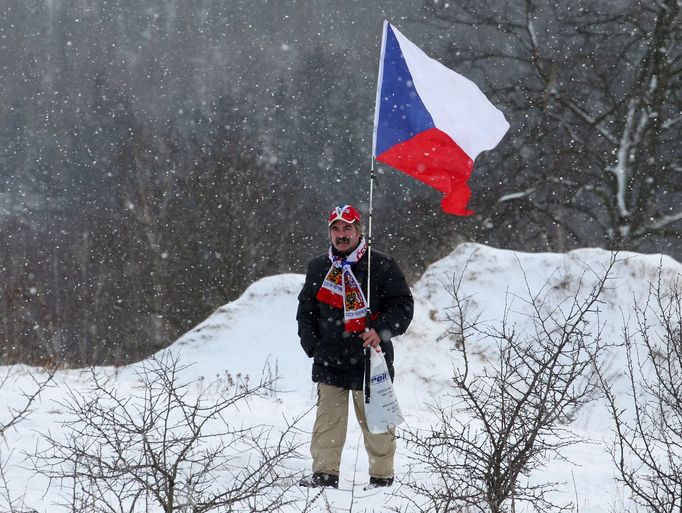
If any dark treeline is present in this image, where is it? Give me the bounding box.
[1,0,680,366]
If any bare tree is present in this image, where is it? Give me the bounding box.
[600,268,682,513]
[399,252,615,513]
[33,352,304,513]
[422,0,682,253]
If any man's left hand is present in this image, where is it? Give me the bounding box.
[360,328,381,349]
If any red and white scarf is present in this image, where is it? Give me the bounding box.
[316,238,368,332]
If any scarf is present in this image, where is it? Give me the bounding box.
[316,237,368,332]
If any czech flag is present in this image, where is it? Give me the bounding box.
[372,21,510,215]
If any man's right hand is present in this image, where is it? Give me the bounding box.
[360,328,381,349]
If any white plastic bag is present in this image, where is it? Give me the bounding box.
[365,348,404,434]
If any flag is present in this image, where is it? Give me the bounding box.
[372,21,510,216]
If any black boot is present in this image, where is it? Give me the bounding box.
[364,476,394,490]
[298,472,339,489]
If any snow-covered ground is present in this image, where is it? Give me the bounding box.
[1,243,680,512]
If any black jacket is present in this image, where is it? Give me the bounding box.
[296,248,414,390]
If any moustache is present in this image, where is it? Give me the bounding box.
[335,237,351,245]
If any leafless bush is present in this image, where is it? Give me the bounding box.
[32,352,304,513]
[399,253,616,513]
[0,367,54,513]
[600,268,682,513]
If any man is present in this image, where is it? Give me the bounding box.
[296,203,414,490]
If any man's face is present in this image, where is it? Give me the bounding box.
[330,220,361,254]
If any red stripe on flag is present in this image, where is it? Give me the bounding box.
[376,127,475,216]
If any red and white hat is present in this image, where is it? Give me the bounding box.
[328,204,361,227]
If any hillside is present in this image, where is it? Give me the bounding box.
[1,243,680,512]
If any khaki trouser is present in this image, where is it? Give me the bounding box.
[311,383,396,479]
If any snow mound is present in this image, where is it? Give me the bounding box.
[160,273,310,392]
[154,242,682,406]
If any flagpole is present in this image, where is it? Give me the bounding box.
[365,20,386,405]
[368,21,386,316]
[364,157,375,404]
[367,158,374,307]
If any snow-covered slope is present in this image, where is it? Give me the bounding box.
[2,243,680,512]
[164,243,681,419]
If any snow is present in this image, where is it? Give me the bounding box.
[497,188,535,202]
[1,242,681,512]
